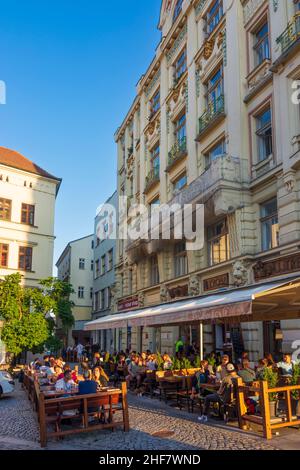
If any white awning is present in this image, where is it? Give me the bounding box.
[84,278,300,331]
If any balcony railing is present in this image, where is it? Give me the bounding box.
[198,94,225,136]
[145,167,160,192]
[167,136,187,170]
[277,13,300,56]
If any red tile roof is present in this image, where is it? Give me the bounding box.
[0,146,61,182]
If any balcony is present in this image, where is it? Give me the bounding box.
[144,167,160,193]
[277,13,300,57]
[167,136,187,171]
[197,94,225,139]
[127,146,134,157]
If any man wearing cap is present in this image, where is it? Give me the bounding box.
[198,363,238,423]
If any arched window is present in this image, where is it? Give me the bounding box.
[173,0,183,23]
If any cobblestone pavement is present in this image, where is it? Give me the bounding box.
[0,383,278,450]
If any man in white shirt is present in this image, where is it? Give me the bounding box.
[55,370,76,392]
[75,343,84,362]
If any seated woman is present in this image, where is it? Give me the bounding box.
[93,366,109,389]
[162,354,173,371]
[191,360,211,399]
[256,358,268,380]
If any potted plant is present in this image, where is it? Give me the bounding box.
[156,352,164,371]
[262,367,279,418]
[181,357,192,375]
[290,364,300,416]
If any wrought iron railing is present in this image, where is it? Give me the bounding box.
[145,166,160,191]
[198,94,225,135]
[168,136,187,168]
[277,13,300,55]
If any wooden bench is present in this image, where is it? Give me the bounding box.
[36,381,129,447]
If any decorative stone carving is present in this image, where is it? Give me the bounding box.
[188,275,200,297]
[243,0,265,25]
[283,170,296,193]
[138,291,145,308]
[232,260,251,287]
[160,284,171,303]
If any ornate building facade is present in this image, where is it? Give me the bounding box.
[112,0,300,359]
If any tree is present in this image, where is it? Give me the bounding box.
[0,274,75,357]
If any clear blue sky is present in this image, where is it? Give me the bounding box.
[0,0,161,271]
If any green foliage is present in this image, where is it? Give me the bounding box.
[171,357,182,371]
[156,352,164,371]
[181,357,192,370]
[262,367,279,402]
[0,274,75,356]
[45,336,63,355]
[194,355,201,368]
[291,363,300,400]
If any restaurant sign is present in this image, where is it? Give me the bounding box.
[118,297,139,312]
[253,253,300,281]
[203,273,229,292]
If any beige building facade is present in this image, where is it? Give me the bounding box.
[56,235,94,346]
[112,0,300,360]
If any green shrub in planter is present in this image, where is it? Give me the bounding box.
[262,367,279,402]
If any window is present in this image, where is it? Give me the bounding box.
[174,241,188,277]
[253,22,270,67]
[90,287,93,300]
[91,260,94,271]
[0,198,11,221]
[18,246,33,271]
[21,203,35,226]
[174,49,187,82]
[108,249,113,271]
[173,173,187,192]
[150,89,160,116]
[150,255,160,286]
[94,291,100,311]
[260,198,279,251]
[128,269,133,295]
[173,0,183,22]
[175,114,186,143]
[151,144,160,175]
[95,259,100,277]
[205,140,226,168]
[256,107,272,162]
[101,289,105,310]
[0,243,9,268]
[206,0,224,34]
[78,286,84,299]
[206,66,223,108]
[208,219,230,265]
[79,258,85,270]
[101,255,106,275]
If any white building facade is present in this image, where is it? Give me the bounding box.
[109,0,300,360]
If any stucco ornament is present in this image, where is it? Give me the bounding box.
[160,284,171,303]
[232,260,250,287]
[138,291,145,308]
[188,275,200,297]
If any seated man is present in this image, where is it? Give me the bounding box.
[198,363,238,423]
[237,359,256,384]
[277,354,295,376]
[126,356,143,389]
[216,355,230,381]
[55,370,76,393]
[78,370,97,395]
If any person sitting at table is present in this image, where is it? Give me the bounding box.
[93,366,109,388]
[146,354,157,371]
[56,357,65,369]
[198,363,238,423]
[256,358,269,380]
[162,354,173,371]
[57,364,78,383]
[50,365,63,383]
[126,355,143,389]
[191,360,211,399]
[237,359,256,384]
[92,352,102,367]
[277,354,296,376]
[55,370,76,392]
[78,370,98,395]
[216,355,230,380]
[265,352,275,367]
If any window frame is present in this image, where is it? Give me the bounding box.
[18,246,33,272]
[0,198,12,221]
[21,203,35,226]
[206,0,224,35]
[253,21,270,68]
[0,243,9,268]
[174,49,187,82]
[255,105,273,162]
[260,198,279,251]
[207,219,230,266]
[174,241,188,277]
